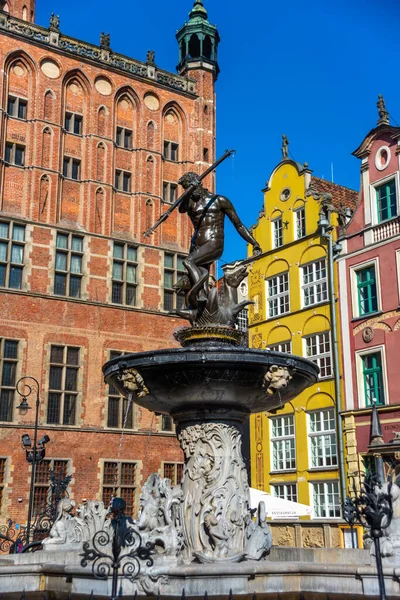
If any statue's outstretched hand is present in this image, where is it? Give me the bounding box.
[253,244,262,256]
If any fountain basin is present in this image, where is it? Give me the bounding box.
[102,346,319,418]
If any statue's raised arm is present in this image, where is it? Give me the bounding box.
[171,172,262,337]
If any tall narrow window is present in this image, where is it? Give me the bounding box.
[304,332,332,379]
[272,217,283,248]
[161,415,174,432]
[267,272,289,318]
[116,127,133,149]
[309,409,337,468]
[163,182,178,204]
[33,459,69,516]
[294,207,306,239]
[237,308,248,333]
[312,481,341,518]
[63,157,81,180]
[54,233,83,298]
[163,141,179,162]
[0,458,6,512]
[376,180,397,222]
[5,143,25,166]
[107,351,134,429]
[164,253,186,311]
[271,415,296,471]
[362,352,385,406]
[111,243,137,306]
[0,221,25,289]
[302,259,328,307]
[163,462,183,485]
[115,170,131,192]
[7,95,27,119]
[102,461,136,515]
[64,112,83,135]
[356,266,378,316]
[0,339,18,422]
[47,345,80,425]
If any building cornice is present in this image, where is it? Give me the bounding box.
[0,12,197,97]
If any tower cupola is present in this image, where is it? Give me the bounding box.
[176,0,220,79]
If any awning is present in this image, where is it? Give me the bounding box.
[250,487,312,520]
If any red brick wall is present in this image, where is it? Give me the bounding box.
[0,17,217,524]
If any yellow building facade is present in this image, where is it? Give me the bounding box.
[248,158,357,521]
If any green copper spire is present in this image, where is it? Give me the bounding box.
[189,0,208,21]
[176,1,220,79]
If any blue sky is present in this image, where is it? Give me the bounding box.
[36,0,400,265]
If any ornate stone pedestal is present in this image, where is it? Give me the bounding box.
[175,408,251,562]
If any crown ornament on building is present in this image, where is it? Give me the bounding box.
[377,94,390,126]
[100,32,111,50]
[146,50,156,66]
[49,13,60,31]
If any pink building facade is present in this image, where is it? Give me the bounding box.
[338,97,400,481]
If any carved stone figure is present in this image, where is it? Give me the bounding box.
[281,134,289,159]
[100,32,111,49]
[43,499,110,549]
[49,13,60,30]
[117,368,149,398]
[244,502,272,560]
[146,50,156,65]
[43,498,76,545]
[263,365,293,396]
[377,94,389,125]
[380,475,400,562]
[136,474,184,557]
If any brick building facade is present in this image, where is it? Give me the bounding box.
[0,0,220,522]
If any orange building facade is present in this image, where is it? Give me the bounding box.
[0,0,219,522]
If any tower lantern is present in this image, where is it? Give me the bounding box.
[176,0,220,80]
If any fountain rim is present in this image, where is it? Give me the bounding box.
[102,345,319,382]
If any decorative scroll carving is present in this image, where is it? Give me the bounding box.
[263,365,293,396]
[177,421,270,563]
[43,500,110,548]
[117,368,149,398]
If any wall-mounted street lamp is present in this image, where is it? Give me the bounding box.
[17,376,50,544]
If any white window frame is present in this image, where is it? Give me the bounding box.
[349,257,381,319]
[369,172,400,226]
[266,272,290,319]
[355,345,389,408]
[268,340,292,353]
[270,414,296,472]
[294,206,306,240]
[311,481,341,519]
[301,259,328,308]
[271,483,298,503]
[272,216,283,249]
[303,332,332,379]
[308,408,338,469]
